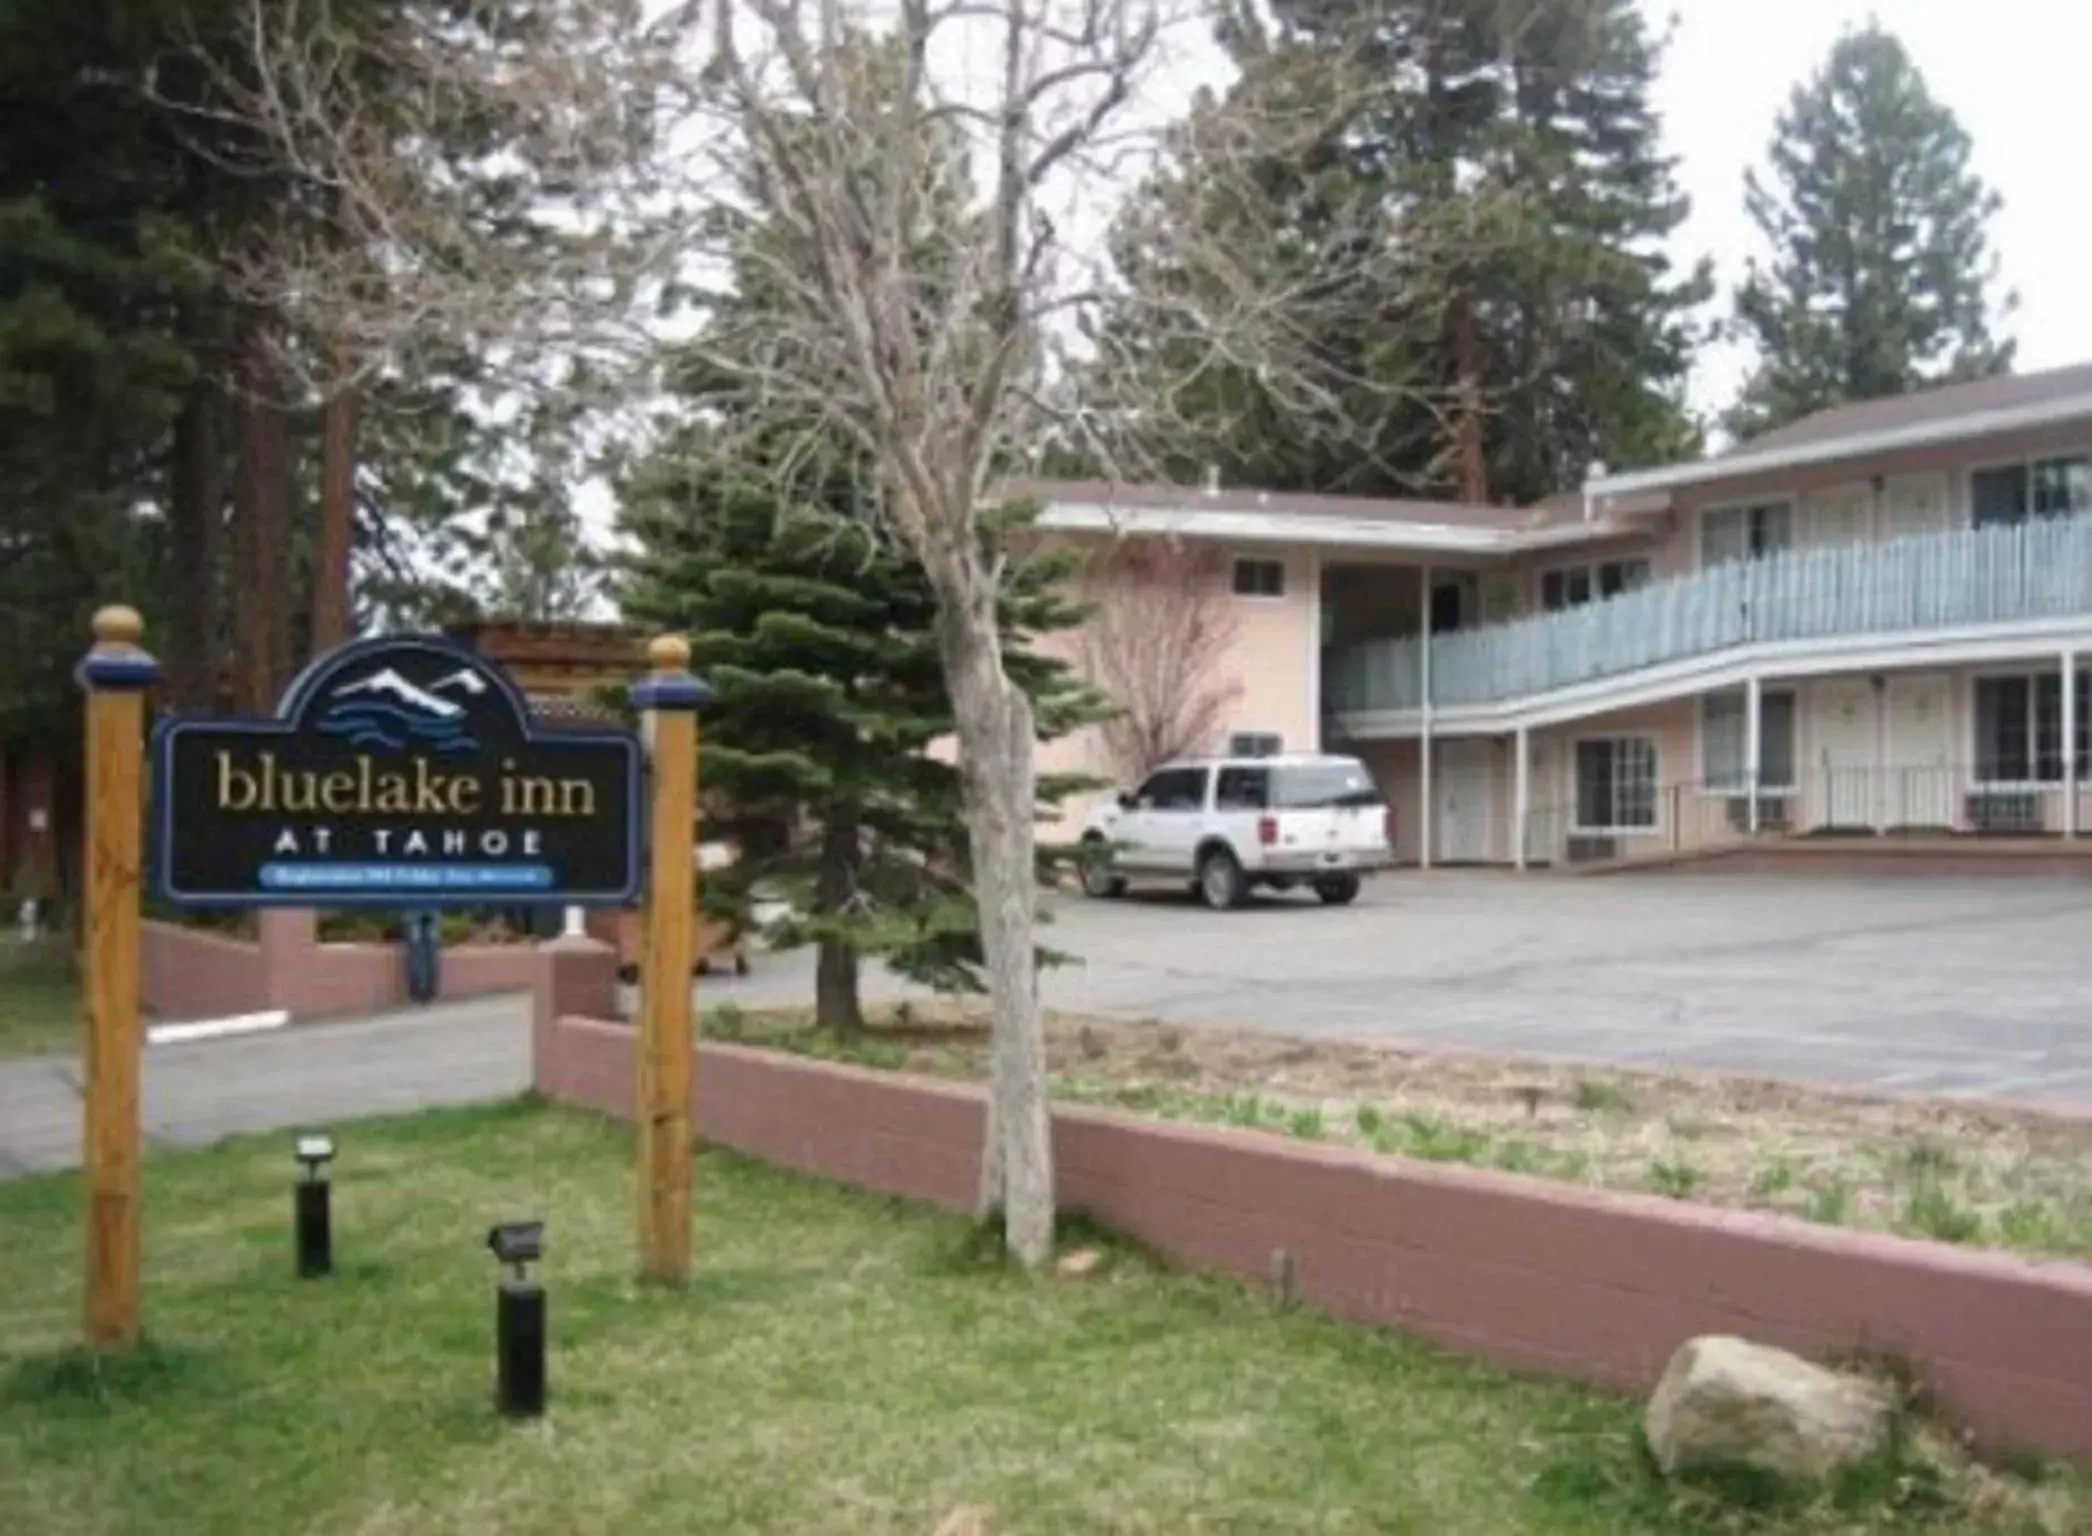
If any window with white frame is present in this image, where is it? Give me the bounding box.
[1700,689,1798,792]
[1700,502,1792,565]
[1232,557,1286,598]
[1227,731,1283,759]
[1974,671,2092,783]
[1538,558,1650,612]
[1970,456,2091,528]
[1574,738,1658,831]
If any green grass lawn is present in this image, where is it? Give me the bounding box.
[0,940,78,1061]
[0,1103,2077,1535]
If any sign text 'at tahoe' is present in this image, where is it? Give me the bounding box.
[153,634,642,907]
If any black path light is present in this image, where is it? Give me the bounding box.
[487,1220,547,1418]
[294,1134,336,1278]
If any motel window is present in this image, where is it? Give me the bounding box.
[1700,689,1797,792]
[1700,502,1792,566]
[1971,456,2091,528]
[1232,557,1286,598]
[1574,738,1658,832]
[1539,558,1651,613]
[1974,672,2092,783]
[1227,731,1283,759]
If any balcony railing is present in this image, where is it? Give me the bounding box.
[1326,515,2092,715]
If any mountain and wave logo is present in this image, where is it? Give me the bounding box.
[316,666,488,754]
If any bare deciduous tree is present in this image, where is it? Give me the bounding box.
[1079,539,1240,781]
[186,0,1407,1268]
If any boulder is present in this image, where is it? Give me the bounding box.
[1645,1335,1894,1483]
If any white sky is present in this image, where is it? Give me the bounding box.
[1656,0,2092,416]
[581,0,2082,549]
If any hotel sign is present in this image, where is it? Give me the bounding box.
[153,635,641,907]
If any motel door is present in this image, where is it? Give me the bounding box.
[1434,738,1497,863]
[1885,674,1956,830]
[1809,679,1879,831]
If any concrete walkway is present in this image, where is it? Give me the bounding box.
[0,994,530,1179]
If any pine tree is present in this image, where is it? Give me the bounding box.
[1088,0,1708,505]
[618,467,1107,1033]
[1728,22,2014,439]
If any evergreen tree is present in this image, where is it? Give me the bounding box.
[1088,0,1708,505]
[1728,22,2014,439]
[618,468,1107,1033]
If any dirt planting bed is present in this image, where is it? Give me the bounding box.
[705,998,2092,1262]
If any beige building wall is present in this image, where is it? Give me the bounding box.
[1019,534,1324,841]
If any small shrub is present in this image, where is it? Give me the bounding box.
[1492,1140,1543,1175]
[1111,1083,1166,1114]
[1997,1199,2060,1251]
[1218,1092,1269,1129]
[1666,1117,1709,1142]
[1648,1159,1700,1199]
[1401,1113,1489,1165]
[1285,1107,1326,1140]
[1572,1079,1632,1114]
[1077,1025,1108,1061]
[1750,1159,1796,1200]
[1902,1139,1957,1180]
[708,1002,747,1039]
[1806,1178,1853,1226]
[1902,1184,1982,1245]
[1352,1103,1384,1138]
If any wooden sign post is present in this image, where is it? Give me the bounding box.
[630,635,711,1285]
[77,606,160,1346]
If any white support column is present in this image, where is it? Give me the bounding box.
[1306,550,1324,753]
[563,905,586,940]
[1419,564,1434,870]
[1744,674,1764,835]
[2065,652,2079,839]
[1513,725,1530,871]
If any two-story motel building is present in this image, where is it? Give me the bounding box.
[1019,363,2092,869]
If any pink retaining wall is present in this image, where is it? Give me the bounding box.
[142,909,546,1021]
[533,973,2092,1463]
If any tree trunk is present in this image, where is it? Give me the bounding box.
[311,371,359,652]
[1447,284,1490,504]
[813,813,864,1034]
[167,379,225,712]
[232,330,296,713]
[936,592,1054,1268]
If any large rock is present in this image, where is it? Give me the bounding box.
[1645,1335,1894,1483]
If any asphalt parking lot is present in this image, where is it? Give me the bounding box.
[727,869,2092,1110]
[11,868,2092,1179]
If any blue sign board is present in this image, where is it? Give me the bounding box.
[152,635,641,908]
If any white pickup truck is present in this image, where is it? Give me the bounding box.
[1078,753,1395,910]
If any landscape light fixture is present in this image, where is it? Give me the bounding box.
[486,1219,547,1418]
[293,1133,337,1278]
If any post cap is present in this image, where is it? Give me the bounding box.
[647,633,692,672]
[632,632,711,712]
[77,605,160,692]
[92,606,145,647]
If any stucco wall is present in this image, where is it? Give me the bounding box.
[533,988,2092,1464]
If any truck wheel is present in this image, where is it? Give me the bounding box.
[1197,847,1247,910]
[1080,836,1126,898]
[1313,875,1362,906]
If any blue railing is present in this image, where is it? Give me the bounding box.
[1326,516,2092,715]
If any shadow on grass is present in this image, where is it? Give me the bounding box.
[3,1339,221,1416]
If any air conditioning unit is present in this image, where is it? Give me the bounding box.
[1564,834,1619,864]
[1724,795,1791,833]
[1965,791,2042,834]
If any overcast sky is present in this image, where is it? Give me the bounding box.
[1657,0,2090,416]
